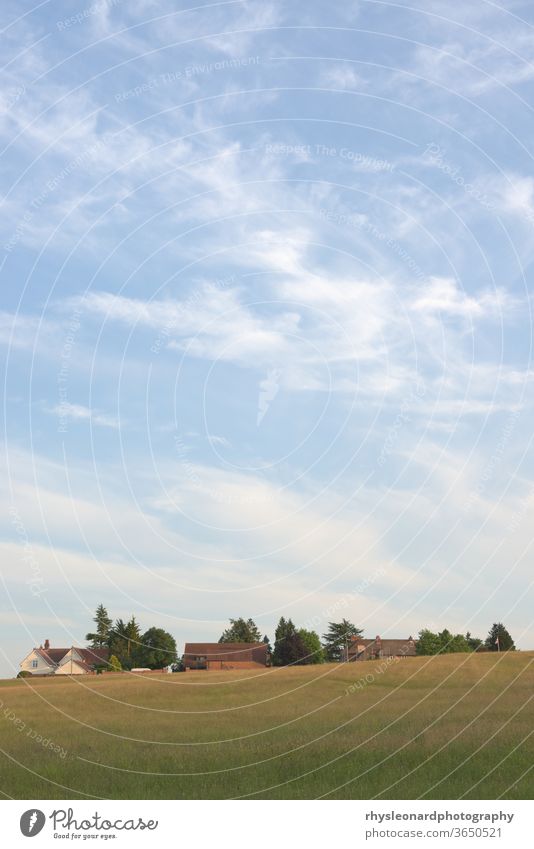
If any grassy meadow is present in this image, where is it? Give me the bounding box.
[1,652,533,799]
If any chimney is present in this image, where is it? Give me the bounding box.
[44,639,50,650]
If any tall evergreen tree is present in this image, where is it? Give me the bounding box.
[485,623,515,652]
[322,619,363,662]
[85,604,112,648]
[272,618,309,666]
[284,632,308,666]
[108,616,141,668]
[272,617,293,666]
[124,616,141,659]
[218,617,262,643]
[108,618,127,662]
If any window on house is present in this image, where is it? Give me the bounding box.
[31,660,38,668]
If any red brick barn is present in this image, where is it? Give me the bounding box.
[183,642,269,670]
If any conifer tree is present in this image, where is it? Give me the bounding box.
[85,604,112,648]
[485,623,515,652]
[322,619,363,662]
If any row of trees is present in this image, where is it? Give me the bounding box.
[87,605,177,670]
[87,607,516,671]
[217,616,516,665]
[218,616,362,666]
[416,623,515,655]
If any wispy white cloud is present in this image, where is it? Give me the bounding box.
[48,402,119,429]
[3,0,534,675]
[411,276,510,318]
[71,284,300,367]
[61,239,525,416]
[320,63,366,90]
[208,434,230,447]
[491,172,534,222]
[203,1,283,56]
[0,310,45,350]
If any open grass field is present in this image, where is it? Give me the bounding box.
[1,652,533,800]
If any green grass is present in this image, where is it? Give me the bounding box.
[1,652,533,799]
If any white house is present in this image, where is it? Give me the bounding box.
[20,640,109,676]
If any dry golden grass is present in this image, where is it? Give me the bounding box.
[1,652,532,799]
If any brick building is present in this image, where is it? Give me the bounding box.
[183,642,269,670]
[347,635,416,661]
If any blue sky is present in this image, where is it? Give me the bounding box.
[2,0,534,676]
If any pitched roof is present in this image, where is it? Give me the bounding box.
[73,660,94,673]
[183,642,268,663]
[35,647,69,666]
[33,646,109,667]
[348,636,416,656]
[77,647,109,664]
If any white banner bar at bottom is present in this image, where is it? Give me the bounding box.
[2,799,532,848]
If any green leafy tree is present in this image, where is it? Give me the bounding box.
[298,629,325,664]
[442,631,470,653]
[137,627,177,669]
[436,629,458,653]
[466,632,483,652]
[485,623,515,652]
[108,655,122,672]
[109,616,141,668]
[218,617,262,643]
[416,629,442,655]
[322,619,363,662]
[418,628,472,655]
[86,604,112,648]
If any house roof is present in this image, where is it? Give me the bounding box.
[71,660,94,673]
[32,646,109,667]
[76,647,110,665]
[35,647,69,666]
[348,637,416,656]
[183,642,268,663]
